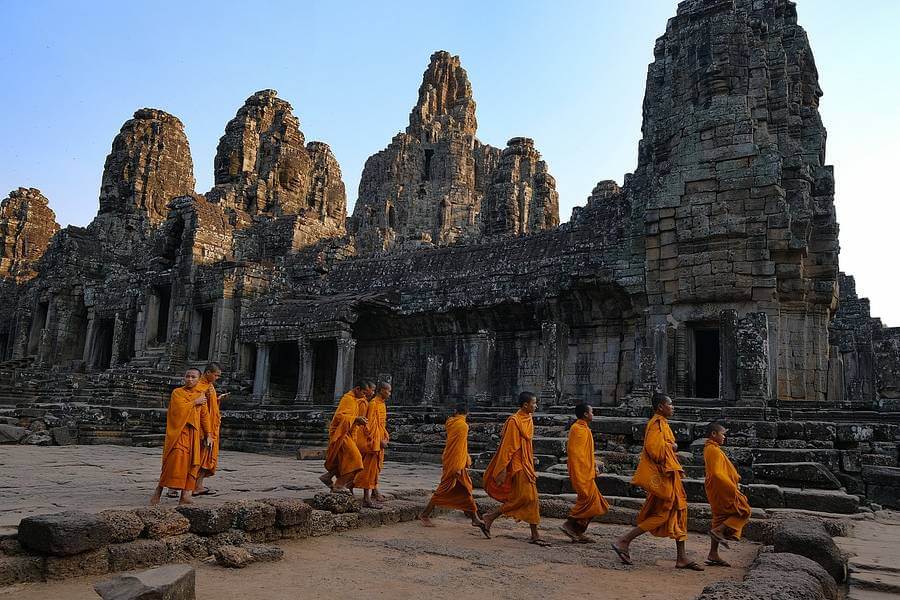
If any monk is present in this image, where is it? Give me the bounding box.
[612,392,704,570]
[419,404,489,538]
[193,362,230,497]
[560,403,609,543]
[354,381,392,508]
[347,385,371,497]
[482,391,548,546]
[319,380,373,493]
[150,368,212,505]
[704,422,751,567]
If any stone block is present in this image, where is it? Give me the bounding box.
[532,436,566,455]
[0,424,28,444]
[176,504,237,534]
[754,462,842,490]
[0,555,44,585]
[202,529,246,553]
[18,511,112,556]
[50,426,74,446]
[773,518,846,582]
[94,564,195,600]
[835,424,873,443]
[108,539,168,572]
[356,508,384,529]
[332,513,359,532]
[596,474,642,498]
[697,552,837,600]
[279,525,310,539]
[233,501,276,532]
[214,545,254,568]
[244,526,281,543]
[44,547,109,580]
[308,510,335,536]
[743,484,784,508]
[22,430,52,445]
[259,498,311,527]
[163,534,210,562]
[538,497,573,519]
[683,478,707,503]
[0,538,26,556]
[100,510,145,543]
[134,507,191,539]
[803,422,837,442]
[536,472,568,494]
[245,543,283,563]
[782,488,859,514]
[308,492,360,514]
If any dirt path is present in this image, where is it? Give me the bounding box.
[3,515,757,600]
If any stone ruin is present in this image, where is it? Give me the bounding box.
[0,0,898,510]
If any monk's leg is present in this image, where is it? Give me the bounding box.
[482,508,502,533]
[419,498,437,526]
[464,510,485,527]
[613,526,645,557]
[529,523,541,542]
[373,487,386,502]
[333,471,360,491]
[150,485,163,505]
[561,518,581,541]
[194,471,207,494]
[362,488,382,509]
[707,534,722,563]
[179,489,193,505]
[319,470,336,488]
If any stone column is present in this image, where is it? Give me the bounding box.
[539,321,568,405]
[422,354,445,406]
[737,312,770,405]
[212,298,235,366]
[109,311,127,368]
[82,310,98,368]
[719,309,738,403]
[333,335,356,401]
[36,298,57,366]
[252,343,271,400]
[295,338,314,404]
[464,330,494,405]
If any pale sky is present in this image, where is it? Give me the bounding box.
[1,1,898,324]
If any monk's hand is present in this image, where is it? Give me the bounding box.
[493,469,506,485]
[205,435,213,447]
[218,392,230,401]
[670,442,678,452]
[193,396,207,406]
[381,440,389,449]
[354,416,368,425]
[455,468,465,478]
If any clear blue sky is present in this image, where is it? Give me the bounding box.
[2,1,898,324]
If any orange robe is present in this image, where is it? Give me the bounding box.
[483,409,540,524]
[567,419,609,524]
[631,414,688,541]
[429,414,478,513]
[704,439,751,538]
[355,395,389,489]
[324,391,364,477]
[159,385,210,491]
[195,376,220,475]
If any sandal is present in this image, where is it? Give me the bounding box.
[527,538,552,547]
[676,561,705,571]
[705,559,732,567]
[611,543,633,565]
[559,525,579,542]
[576,536,596,544]
[193,488,217,496]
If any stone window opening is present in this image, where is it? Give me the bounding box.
[690,325,720,399]
[423,149,434,182]
[311,339,337,404]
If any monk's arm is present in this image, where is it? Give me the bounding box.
[643,421,670,465]
[199,403,212,438]
[707,449,739,496]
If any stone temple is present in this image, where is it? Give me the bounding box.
[1,0,898,510]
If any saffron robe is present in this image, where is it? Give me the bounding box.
[631,413,688,541]
[324,391,364,477]
[429,415,478,513]
[355,395,389,489]
[567,418,609,522]
[484,409,540,525]
[195,376,220,475]
[159,385,210,490]
[704,439,752,538]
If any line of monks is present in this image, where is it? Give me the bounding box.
[154,371,751,569]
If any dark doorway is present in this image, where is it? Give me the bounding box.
[94,318,115,370]
[270,342,300,402]
[311,339,337,404]
[27,301,49,355]
[0,333,8,362]
[154,286,171,344]
[196,307,213,360]
[423,149,434,182]
[694,329,720,398]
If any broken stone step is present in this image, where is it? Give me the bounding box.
[849,571,900,595]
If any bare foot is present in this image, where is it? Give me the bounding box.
[483,514,497,533]
[419,515,436,527]
[149,495,161,506]
[362,500,383,510]
[559,523,579,542]
[373,492,387,502]
[178,497,193,505]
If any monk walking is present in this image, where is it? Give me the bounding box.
[319,380,373,493]
[151,368,212,505]
[354,381,392,508]
[612,392,704,570]
[704,422,751,566]
[419,404,489,538]
[193,362,229,497]
[482,392,548,545]
[560,403,609,543]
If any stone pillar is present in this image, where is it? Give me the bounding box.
[36,298,57,366]
[333,335,356,401]
[719,309,738,403]
[295,338,314,404]
[82,310,98,368]
[737,312,770,405]
[252,343,271,400]
[422,354,445,406]
[464,330,494,405]
[143,289,159,348]
[539,321,568,405]
[109,311,127,368]
[212,298,235,366]
[650,324,667,396]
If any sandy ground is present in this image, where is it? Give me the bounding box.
[0,445,443,528]
[2,513,758,600]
